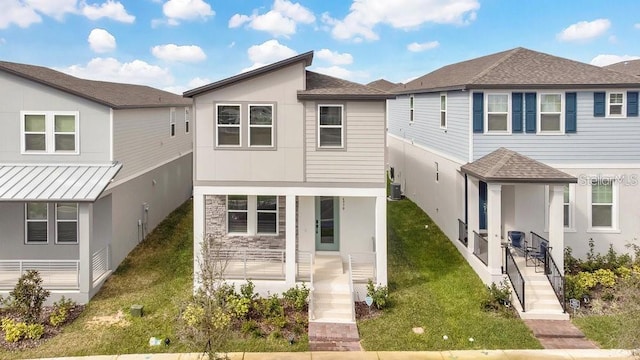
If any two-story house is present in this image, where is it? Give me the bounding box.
[387,47,640,319]
[0,61,193,303]
[185,52,391,323]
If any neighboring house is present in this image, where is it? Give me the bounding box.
[605,59,640,77]
[185,52,391,323]
[0,61,193,303]
[387,47,640,319]
[366,79,401,92]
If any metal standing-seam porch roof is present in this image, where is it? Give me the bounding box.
[0,162,122,202]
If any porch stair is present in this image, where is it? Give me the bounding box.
[509,255,568,320]
[311,254,354,323]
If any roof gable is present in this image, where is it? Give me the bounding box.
[605,59,640,77]
[366,79,401,92]
[298,71,394,100]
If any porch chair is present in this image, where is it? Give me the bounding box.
[526,239,550,273]
[507,231,526,256]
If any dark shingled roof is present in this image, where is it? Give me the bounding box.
[298,71,394,100]
[605,59,640,77]
[366,78,401,92]
[460,148,576,183]
[0,60,191,109]
[395,47,640,94]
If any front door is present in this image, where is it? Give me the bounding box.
[315,196,339,251]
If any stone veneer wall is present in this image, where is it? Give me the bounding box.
[204,195,286,250]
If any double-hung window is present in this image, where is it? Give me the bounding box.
[486,94,509,132]
[216,104,241,146]
[440,93,447,128]
[607,92,625,117]
[21,111,79,153]
[227,195,248,233]
[25,203,48,244]
[590,180,615,229]
[256,196,278,234]
[318,105,343,148]
[170,107,176,137]
[249,105,273,147]
[184,107,190,134]
[539,94,562,133]
[409,95,414,122]
[56,203,78,244]
[544,184,574,232]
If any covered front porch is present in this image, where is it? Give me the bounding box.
[457,148,576,319]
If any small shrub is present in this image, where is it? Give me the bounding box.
[576,271,597,290]
[1,318,27,343]
[241,320,263,338]
[49,296,76,327]
[282,283,309,311]
[267,315,287,329]
[240,280,258,301]
[25,323,44,340]
[268,329,283,340]
[258,294,284,318]
[366,279,389,310]
[209,307,231,331]
[564,246,581,275]
[9,270,50,324]
[226,294,250,319]
[565,274,589,301]
[481,280,512,312]
[594,268,617,287]
[181,303,205,327]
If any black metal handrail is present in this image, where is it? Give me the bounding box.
[473,231,488,265]
[458,219,468,247]
[530,231,565,312]
[504,246,525,312]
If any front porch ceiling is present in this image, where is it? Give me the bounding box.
[461,147,576,183]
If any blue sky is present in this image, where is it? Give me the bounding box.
[1,0,639,94]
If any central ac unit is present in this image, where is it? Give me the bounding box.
[390,183,402,200]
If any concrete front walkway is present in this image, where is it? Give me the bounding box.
[29,349,635,360]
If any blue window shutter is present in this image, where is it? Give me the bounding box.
[565,92,577,133]
[525,92,536,133]
[473,92,484,133]
[627,91,639,117]
[594,92,605,117]
[512,92,523,133]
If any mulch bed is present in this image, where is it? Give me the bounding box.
[354,301,382,321]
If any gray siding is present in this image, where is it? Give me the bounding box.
[0,72,111,163]
[387,91,469,162]
[113,107,193,181]
[305,101,386,183]
[474,90,640,163]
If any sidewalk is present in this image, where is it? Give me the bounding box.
[30,349,636,360]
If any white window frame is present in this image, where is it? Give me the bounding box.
[484,93,510,134]
[248,104,274,147]
[184,107,190,134]
[435,162,439,183]
[318,104,344,148]
[20,111,79,154]
[606,91,625,118]
[587,176,619,233]
[25,203,49,244]
[216,104,242,147]
[256,195,279,235]
[227,195,249,234]
[440,93,447,129]
[538,93,564,134]
[169,107,176,137]
[544,184,575,232]
[409,94,415,123]
[55,203,78,244]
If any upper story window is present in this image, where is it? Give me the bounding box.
[409,95,415,122]
[185,107,190,134]
[216,104,241,147]
[25,203,48,244]
[440,93,447,128]
[170,107,176,137]
[318,104,344,148]
[485,94,509,133]
[21,111,79,154]
[56,203,78,244]
[249,105,273,147]
[227,195,248,233]
[539,93,563,133]
[607,92,625,117]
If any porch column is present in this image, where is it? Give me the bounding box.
[193,189,204,291]
[548,184,565,274]
[487,183,503,277]
[78,203,93,296]
[285,195,296,286]
[467,177,479,254]
[375,194,387,286]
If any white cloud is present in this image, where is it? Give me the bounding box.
[229,0,315,37]
[557,19,610,42]
[188,77,211,88]
[0,1,41,29]
[242,39,297,72]
[163,0,214,25]
[407,40,440,52]
[590,54,640,67]
[26,0,77,20]
[635,23,640,29]
[313,66,368,81]
[82,0,135,23]
[88,28,116,53]
[151,44,206,62]
[60,57,174,88]
[323,0,479,42]
[316,49,353,65]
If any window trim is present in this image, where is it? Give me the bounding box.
[169,107,176,137]
[227,195,249,234]
[248,104,274,148]
[184,107,190,134]
[544,184,575,232]
[20,111,80,155]
[317,104,344,149]
[537,93,564,134]
[25,202,49,244]
[484,93,511,134]
[440,93,447,129]
[606,91,626,118]
[216,104,242,147]
[587,176,619,233]
[55,203,78,244]
[409,94,415,123]
[256,195,279,235]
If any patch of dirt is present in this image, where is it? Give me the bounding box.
[355,301,382,321]
[86,309,130,328]
[0,304,85,351]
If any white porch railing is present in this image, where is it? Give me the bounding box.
[213,248,286,280]
[0,260,80,290]
[348,252,377,283]
[92,245,111,284]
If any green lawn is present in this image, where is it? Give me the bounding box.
[358,198,542,350]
